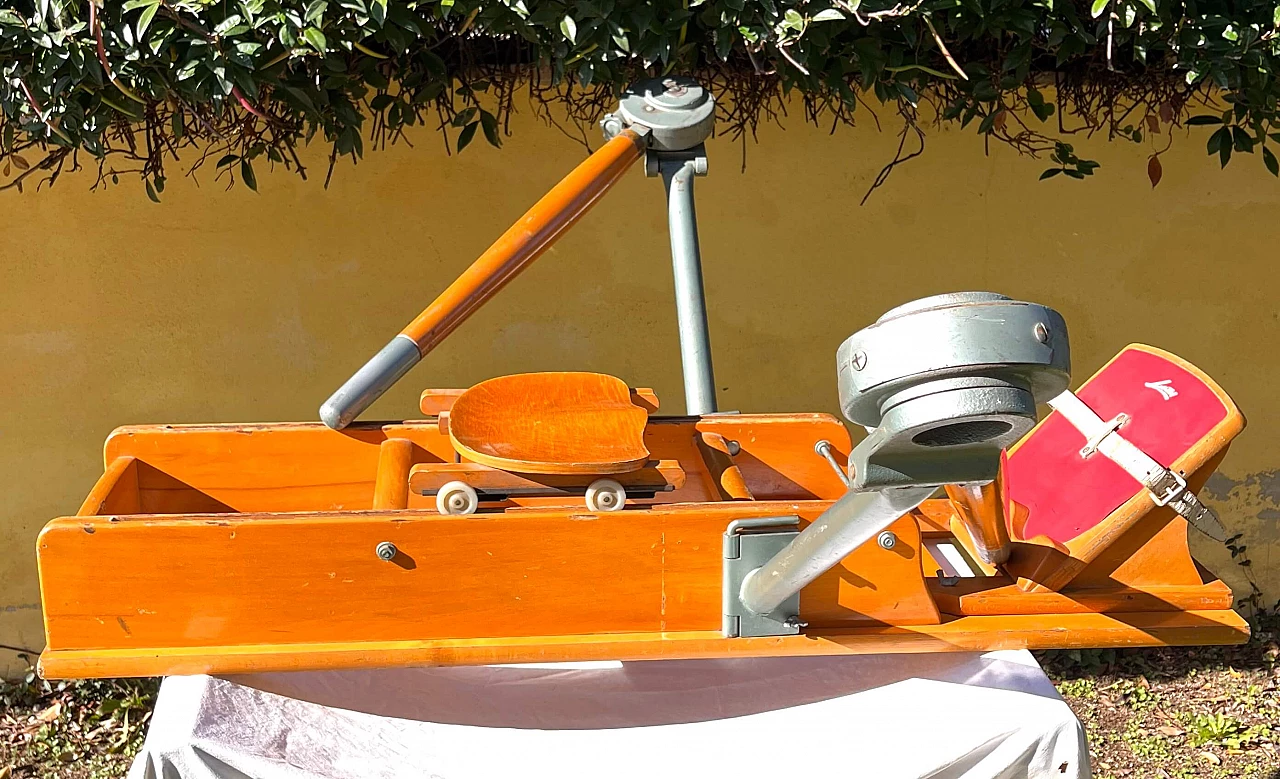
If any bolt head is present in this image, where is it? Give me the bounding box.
[376,541,398,561]
[877,531,897,550]
[726,439,741,456]
[1034,322,1050,344]
[851,350,867,371]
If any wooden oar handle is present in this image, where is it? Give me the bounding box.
[320,130,648,430]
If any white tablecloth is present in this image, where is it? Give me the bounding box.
[128,650,1089,779]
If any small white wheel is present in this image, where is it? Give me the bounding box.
[436,481,479,515]
[585,479,627,512]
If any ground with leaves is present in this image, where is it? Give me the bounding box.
[1038,614,1280,779]
[0,664,156,779]
[0,620,1277,778]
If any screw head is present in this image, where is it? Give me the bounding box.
[726,439,742,456]
[851,350,867,371]
[877,531,897,550]
[1034,322,1050,344]
[375,541,398,561]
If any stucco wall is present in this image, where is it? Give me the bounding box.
[2,104,1277,676]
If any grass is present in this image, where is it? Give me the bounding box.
[1038,613,1280,779]
[0,615,1277,778]
[0,660,156,779]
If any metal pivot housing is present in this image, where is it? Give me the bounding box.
[604,76,720,416]
[602,77,716,153]
[838,292,1071,490]
[727,291,1071,635]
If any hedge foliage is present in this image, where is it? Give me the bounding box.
[1,0,1278,194]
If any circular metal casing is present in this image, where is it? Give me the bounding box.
[615,77,715,152]
[836,292,1070,486]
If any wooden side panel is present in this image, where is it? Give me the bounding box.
[76,457,140,517]
[37,500,941,656]
[930,576,1235,616]
[800,513,941,627]
[106,423,455,514]
[39,609,1249,680]
[102,414,852,515]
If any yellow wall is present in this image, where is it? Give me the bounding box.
[3,105,1278,675]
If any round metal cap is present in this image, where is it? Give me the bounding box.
[836,291,1071,430]
[616,77,715,151]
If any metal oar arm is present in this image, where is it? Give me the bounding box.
[319,128,649,430]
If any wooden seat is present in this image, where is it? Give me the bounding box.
[447,372,652,475]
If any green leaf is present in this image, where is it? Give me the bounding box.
[1220,135,1233,167]
[457,121,478,151]
[303,27,327,51]
[145,180,160,203]
[136,2,159,38]
[812,8,845,21]
[560,15,577,43]
[1232,126,1255,152]
[1137,0,1155,11]
[1185,115,1223,125]
[305,0,328,23]
[1207,126,1228,154]
[1265,147,1279,176]
[479,109,501,147]
[213,15,244,35]
[241,158,258,191]
[1090,0,1108,18]
[216,154,240,167]
[1040,168,1063,180]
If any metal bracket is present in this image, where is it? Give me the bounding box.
[645,146,708,179]
[1079,412,1129,459]
[722,517,802,638]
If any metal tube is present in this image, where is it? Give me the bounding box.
[660,158,717,416]
[739,485,936,616]
[320,129,649,430]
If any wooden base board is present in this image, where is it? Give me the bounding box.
[39,609,1249,679]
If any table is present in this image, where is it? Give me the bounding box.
[128,650,1088,779]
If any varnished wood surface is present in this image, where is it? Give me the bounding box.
[694,431,753,500]
[447,372,651,474]
[408,460,685,495]
[39,609,1249,679]
[38,500,933,656]
[371,439,416,510]
[929,576,1234,616]
[399,130,646,356]
[1004,344,1245,593]
[418,389,465,416]
[98,413,852,514]
[77,456,140,517]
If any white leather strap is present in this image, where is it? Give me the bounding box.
[1046,390,1227,541]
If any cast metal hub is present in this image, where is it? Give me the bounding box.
[837,292,1070,489]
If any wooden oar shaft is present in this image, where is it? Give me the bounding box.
[319,129,647,430]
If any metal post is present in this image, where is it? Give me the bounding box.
[738,485,936,617]
[660,154,718,416]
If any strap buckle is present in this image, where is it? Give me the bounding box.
[1145,469,1187,507]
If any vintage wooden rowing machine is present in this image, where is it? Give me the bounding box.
[35,78,1248,679]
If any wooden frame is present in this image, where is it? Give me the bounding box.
[36,356,1249,679]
